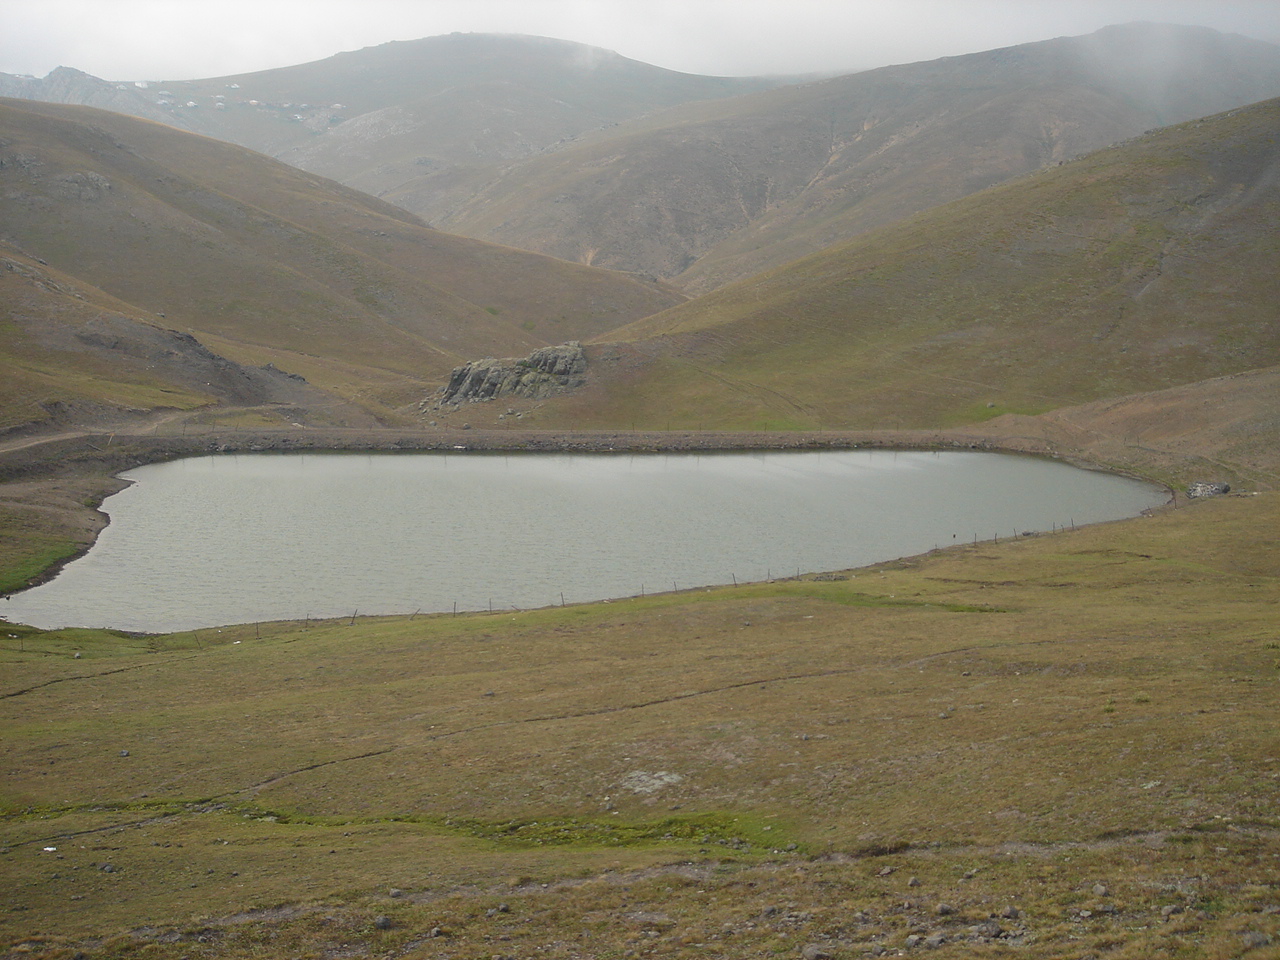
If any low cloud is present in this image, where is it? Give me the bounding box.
[4,0,1279,81]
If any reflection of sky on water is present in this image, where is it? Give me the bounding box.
[5,451,1166,632]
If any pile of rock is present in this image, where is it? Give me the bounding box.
[433,342,587,407]
[1186,481,1230,498]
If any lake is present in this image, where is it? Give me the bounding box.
[5,450,1167,632]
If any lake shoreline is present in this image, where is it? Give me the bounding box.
[0,424,1112,480]
[0,426,1174,625]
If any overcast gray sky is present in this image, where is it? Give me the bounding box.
[5,0,1280,81]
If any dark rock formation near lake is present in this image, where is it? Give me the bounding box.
[435,342,587,406]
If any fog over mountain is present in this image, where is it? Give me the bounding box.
[6,0,1280,81]
[5,13,1280,960]
[6,24,1280,294]
[421,24,1280,289]
[3,13,1280,436]
[0,33,793,227]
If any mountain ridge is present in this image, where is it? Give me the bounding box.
[0,97,681,431]
[0,33,796,233]
[498,96,1280,432]
[7,25,1279,296]
[436,23,1280,290]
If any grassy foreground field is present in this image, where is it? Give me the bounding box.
[2,480,1277,958]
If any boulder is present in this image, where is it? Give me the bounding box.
[435,342,587,405]
[1186,481,1230,498]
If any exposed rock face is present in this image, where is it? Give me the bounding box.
[436,342,586,405]
[1186,481,1230,498]
[0,67,181,127]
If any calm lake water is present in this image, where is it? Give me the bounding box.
[6,451,1166,632]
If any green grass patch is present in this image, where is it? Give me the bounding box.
[0,540,79,595]
[938,399,1055,426]
[442,812,775,851]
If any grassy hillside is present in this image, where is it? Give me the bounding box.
[2,34,789,229]
[3,28,1277,959]
[0,98,681,429]
[439,24,1280,289]
[0,252,211,427]
[266,34,790,222]
[518,97,1280,433]
[14,26,1277,298]
[974,365,1280,494]
[1,483,1276,958]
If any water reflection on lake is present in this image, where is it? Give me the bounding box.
[6,450,1167,632]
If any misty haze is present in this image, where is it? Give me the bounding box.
[1,8,1277,959]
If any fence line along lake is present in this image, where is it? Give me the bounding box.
[5,451,1168,633]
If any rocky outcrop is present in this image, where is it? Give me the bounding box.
[1186,481,1230,498]
[0,67,181,127]
[435,342,586,406]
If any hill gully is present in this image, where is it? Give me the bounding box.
[6,451,1166,632]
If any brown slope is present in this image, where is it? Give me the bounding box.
[973,365,1280,492]
[439,23,1280,291]
[0,246,378,435]
[267,34,793,223]
[2,34,791,226]
[529,97,1280,432]
[0,98,682,428]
